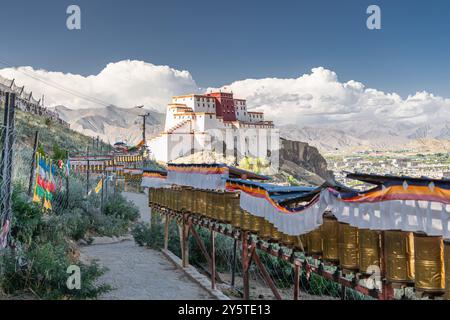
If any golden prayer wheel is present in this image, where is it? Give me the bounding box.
[240,211,252,231]
[185,188,195,213]
[192,189,200,215]
[270,224,282,242]
[258,219,273,240]
[281,233,297,247]
[445,241,450,300]
[205,191,215,219]
[173,189,182,212]
[384,231,415,283]
[148,188,154,206]
[160,188,166,207]
[358,229,381,274]
[321,216,339,262]
[194,190,206,217]
[306,228,322,255]
[215,192,227,222]
[230,196,242,229]
[249,215,264,234]
[166,189,173,210]
[338,223,359,271]
[223,192,237,223]
[413,233,444,293]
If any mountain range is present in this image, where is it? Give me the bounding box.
[52,105,450,154]
[51,105,165,145]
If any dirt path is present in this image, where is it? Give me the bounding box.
[80,192,214,300]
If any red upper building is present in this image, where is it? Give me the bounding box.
[205,91,237,122]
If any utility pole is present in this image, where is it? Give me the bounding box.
[138,110,150,151]
[86,147,90,196]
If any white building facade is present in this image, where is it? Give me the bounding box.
[148,91,279,164]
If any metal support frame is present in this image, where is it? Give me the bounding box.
[294,261,301,300]
[153,206,383,300]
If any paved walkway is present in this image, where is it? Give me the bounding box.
[80,192,214,300]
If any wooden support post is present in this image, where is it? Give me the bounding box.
[189,223,223,283]
[294,261,300,300]
[242,231,250,300]
[231,237,238,288]
[164,215,170,251]
[211,230,216,290]
[181,213,189,268]
[253,248,283,300]
[341,284,346,300]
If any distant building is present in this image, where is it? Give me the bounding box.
[148,91,279,163]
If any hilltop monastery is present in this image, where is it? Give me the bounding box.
[148,90,280,163]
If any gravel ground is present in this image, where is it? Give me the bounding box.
[80,192,214,300]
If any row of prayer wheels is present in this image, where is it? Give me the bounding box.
[148,187,450,298]
[308,216,450,297]
[72,164,105,173]
[148,187,304,248]
[114,155,143,163]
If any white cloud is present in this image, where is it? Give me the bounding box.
[0,60,199,112]
[221,67,450,128]
[1,62,449,131]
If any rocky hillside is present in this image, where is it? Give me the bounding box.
[277,138,333,186]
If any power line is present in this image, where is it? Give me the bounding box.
[0,58,119,108]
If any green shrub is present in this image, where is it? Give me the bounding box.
[1,189,111,299]
[0,244,111,299]
[132,222,162,248]
[104,194,139,222]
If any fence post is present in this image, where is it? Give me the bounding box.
[294,261,300,300]
[164,215,170,251]
[211,230,216,290]
[242,231,250,300]
[86,147,90,196]
[65,150,70,209]
[0,92,16,246]
[27,130,39,196]
[104,167,108,201]
[101,174,104,213]
[231,237,238,287]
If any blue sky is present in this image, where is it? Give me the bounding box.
[1,0,450,97]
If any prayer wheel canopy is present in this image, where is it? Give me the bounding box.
[384,231,415,283]
[414,233,444,293]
